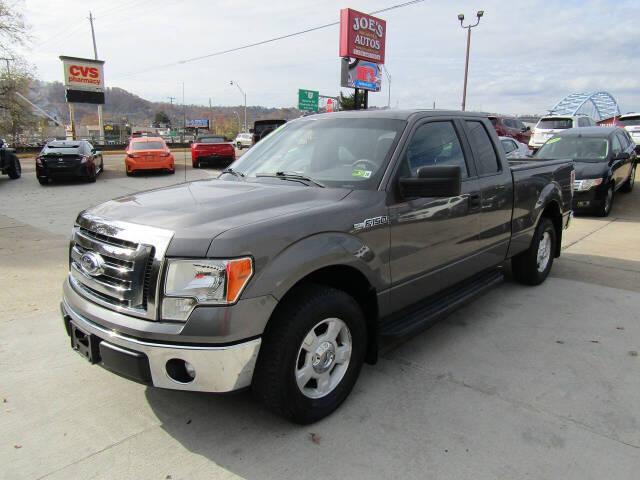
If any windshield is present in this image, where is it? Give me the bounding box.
[227,117,406,189]
[535,136,609,161]
[537,118,573,130]
[618,116,640,127]
[197,137,225,144]
[132,141,165,150]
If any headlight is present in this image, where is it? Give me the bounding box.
[162,258,253,321]
[575,178,603,191]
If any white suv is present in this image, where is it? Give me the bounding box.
[617,113,640,146]
[234,133,252,150]
[529,115,596,150]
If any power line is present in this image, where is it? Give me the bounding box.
[114,0,426,79]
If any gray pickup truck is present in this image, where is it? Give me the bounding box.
[61,110,573,423]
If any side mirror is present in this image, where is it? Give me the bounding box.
[398,165,462,198]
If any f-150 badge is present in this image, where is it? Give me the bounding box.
[353,215,388,231]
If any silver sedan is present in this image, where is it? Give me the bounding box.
[500,136,531,159]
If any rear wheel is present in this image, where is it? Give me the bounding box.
[126,169,134,177]
[512,217,557,286]
[37,177,48,186]
[252,284,366,424]
[87,165,97,183]
[7,155,21,179]
[621,165,635,193]
[193,160,200,168]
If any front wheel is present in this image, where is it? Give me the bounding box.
[252,284,366,424]
[511,217,557,286]
[598,185,614,217]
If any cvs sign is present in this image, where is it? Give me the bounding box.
[60,56,105,91]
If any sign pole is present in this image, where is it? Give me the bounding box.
[354,88,359,110]
[69,103,77,140]
[88,12,104,144]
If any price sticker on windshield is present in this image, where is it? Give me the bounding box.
[352,169,372,178]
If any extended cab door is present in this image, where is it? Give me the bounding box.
[387,118,484,311]
[461,119,514,267]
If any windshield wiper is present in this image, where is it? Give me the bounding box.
[220,167,245,178]
[255,171,325,188]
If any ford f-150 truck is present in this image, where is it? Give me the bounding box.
[61,110,573,424]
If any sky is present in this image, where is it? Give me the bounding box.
[15,0,640,115]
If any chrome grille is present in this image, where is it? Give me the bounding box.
[69,214,174,320]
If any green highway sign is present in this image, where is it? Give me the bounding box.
[298,89,319,112]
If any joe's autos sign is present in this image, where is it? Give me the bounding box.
[339,8,386,63]
[59,56,105,104]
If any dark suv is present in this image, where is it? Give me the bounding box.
[488,116,531,145]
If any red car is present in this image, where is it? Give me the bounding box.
[191,135,235,168]
[488,116,531,146]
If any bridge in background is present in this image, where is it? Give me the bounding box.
[548,91,620,123]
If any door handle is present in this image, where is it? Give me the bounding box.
[469,193,481,208]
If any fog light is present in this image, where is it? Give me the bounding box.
[162,297,196,321]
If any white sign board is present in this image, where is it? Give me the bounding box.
[60,56,105,92]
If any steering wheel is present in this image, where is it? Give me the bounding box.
[351,159,378,171]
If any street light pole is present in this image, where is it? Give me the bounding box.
[458,10,484,111]
[230,80,246,132]
[382,65,391,109]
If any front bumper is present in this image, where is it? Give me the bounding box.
[61,299,261,392]
[572,186,606,210]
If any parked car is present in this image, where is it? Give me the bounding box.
[61,110,573,424]
[529,115,596,150]
[499,136,530,159]
[36,140,103,185]
[234,133,253,150]
[191,135,235,168]
[252,119,286,145]
[534,126,636,216]
[488,116,531,145]
[0,139,21,180]
[125,137,174,176]
[616,113,640,148]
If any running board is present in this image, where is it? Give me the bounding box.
[379,269,504,342]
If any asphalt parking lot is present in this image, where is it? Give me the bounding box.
[1,156,639,479]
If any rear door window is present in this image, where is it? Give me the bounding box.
[464,121,501,175]
[611,135,623,156]
[403,121,469,178]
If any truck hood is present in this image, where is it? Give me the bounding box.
[84,178,351,256]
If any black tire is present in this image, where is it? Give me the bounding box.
[252,284,367,424]
[7,155,21,179]
[126,169,133,177]
[511,217,557,286]
[597,185,614,217]
[621,165,635,193]
[168,168,175,174]
[37,177,48,186]
[193,160,200,168]
[237,144,242,151]
[87,165,97,183]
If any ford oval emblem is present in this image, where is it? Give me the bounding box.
[80,252,104,277]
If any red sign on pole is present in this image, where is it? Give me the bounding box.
[339,8,386,64]
[326,99,334,113]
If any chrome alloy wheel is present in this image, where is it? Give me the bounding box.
[295,318,352,399]
[536,231,552,273]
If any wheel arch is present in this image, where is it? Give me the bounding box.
[264,264,380,365]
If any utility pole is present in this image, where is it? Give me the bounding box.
[209,97,213,133]
[182,82,186,141]
[168,96,175,105]
[458,10,484,111]
[88,11,105,144]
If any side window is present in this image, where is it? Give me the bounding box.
[611,135,622,155]
[617,132,630,149]
[403,121,468,178]
[500,139,516,154]
[465,120,501,175]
